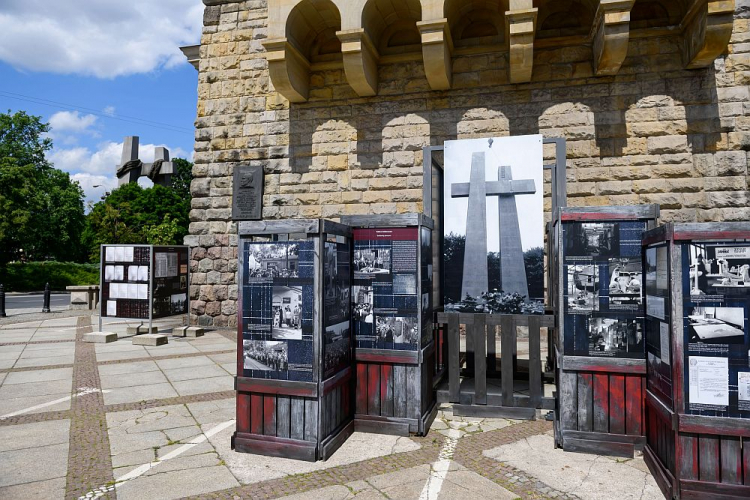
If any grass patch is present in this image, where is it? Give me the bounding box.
[0,261,99,292]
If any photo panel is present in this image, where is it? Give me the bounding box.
[686,243,750,298]
[566,264,599,313]
[354,248,391,277]
[587,316,643,357]
[564,222,620,258]
[247,242,299,281]
[687,305,746,344]
[607,257,643,310]
[243,340,289,372]
[352,285,374,324]
[323,320,351,379]
[272,285,303,340]
[375,316,419,347]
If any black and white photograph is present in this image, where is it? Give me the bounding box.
[247,243,299,279]
[353,248,391,276]
[565,222,620,258]
[171,293,187,314]
[688,306,746,344]
[243,340,288,371]
[689,244,750,296]
[375,316,419,345]
[272,286,302,340]
[588,317,643,355]
[353,285,373,323]
[443,136,545,315]
[608,258,642,307]
[567,264,599,312]
[324,321,351,377]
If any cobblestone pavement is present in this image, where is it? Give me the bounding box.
[0,313,663,500]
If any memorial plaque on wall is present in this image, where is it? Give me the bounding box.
[681,241,750,419]
[562,220,647,358]
[323,237,352,380]
[241,240,314,381]
[102,245,151,319]
[645,244,673,407]
[232,165,263,220]
[352,228,419,351]
[152,246,190,319]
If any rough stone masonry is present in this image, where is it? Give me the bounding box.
[186,0,750,327]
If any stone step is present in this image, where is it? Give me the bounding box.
[83,332,118,344]
[132,334,169,346]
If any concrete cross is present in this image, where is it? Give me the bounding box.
[451,152,536,300]
[116,136,174,187]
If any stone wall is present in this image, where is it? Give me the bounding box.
[188,0,750,327]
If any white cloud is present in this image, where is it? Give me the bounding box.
[71,173,118,207]
[0,0,203,78]
[103,106,116,117]
[49,111,98,133]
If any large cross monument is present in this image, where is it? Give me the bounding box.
[116,136,174,187]
[451,152,536,300]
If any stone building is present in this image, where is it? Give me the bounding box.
[187,0,750,327]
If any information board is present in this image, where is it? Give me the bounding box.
[681,241,750,418]
[241,240,315,381]
[562,220,648,358]
[322,237,352,380]
[102,245,151,319]
[152,246,190,319]
[352,228,420,351]
[645,244,673,407]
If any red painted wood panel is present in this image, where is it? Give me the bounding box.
[699,436,721,483]
[381,364,394,417]
[678,434,699,481]
[236,393,251,434]
[356,363,367,415]
[609,375,625,435]
[593,374,609,433]
[263,396,276,436]
[720,437,742,485]
[250,394,263,435]
[625,375,643,436]
[342,382,350,419]
[367,364,381,416]
[743,437,750,485]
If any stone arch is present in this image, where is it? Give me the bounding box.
[286,0,343,63]
[443,0,507,48]
[381,113,430,168]
[362,0,423,55]
[534,0,597,39]
[457,108,510,140]
[630,0,688,30]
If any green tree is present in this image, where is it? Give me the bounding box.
[0,111,85,264]
[170,158,193,201]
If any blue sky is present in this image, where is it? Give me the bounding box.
[0,0,203,206]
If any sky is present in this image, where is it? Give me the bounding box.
[0,0,204,207]
[443,135,545,253]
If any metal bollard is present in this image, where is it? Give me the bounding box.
[0,284,6,318]
[42,283,51,313]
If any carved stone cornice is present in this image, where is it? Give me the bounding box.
[417,19,453,91]
[262,38,311,103]
[337,29,379,97]
[593,0,635,76]
[682,0,735,69]
[506,8,538,84]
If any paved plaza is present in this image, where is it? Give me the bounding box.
[0,311,663,500]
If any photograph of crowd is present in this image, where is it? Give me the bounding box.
[243,340,288,371]
[608,258,642,307]
[567,264,599,312]
[272,286,302,340]
[565,222,619,258]
[588,317,643,355]
[354,249,391,276]
[688,306,746,344]
[247,243,299,279]
[375,316,419,345]
[352,286,373,323]
[324,321,351,377]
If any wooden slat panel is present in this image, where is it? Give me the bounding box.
[720,436,742,485]
[500,316,514,408]
[593,374,609,433]
[487,323,496,374]
[678,434,699,481]
[560,370,577,432]
[394,364,407,418]
[577,373,593,432]
[381,364,394,417]
[625,375,643,436]
[609,375,625,435]
[743,437,750,485]
[356,363,368,415]
[407,365,419,419]
[367,364,381,416]
[290,397,305,441]
[528,316,542,408]
[474,315,487,405]
[263,396,277,436]
[304,399,317,443]
[277,396,291,439]
[250,394,263,435]
[236,393,251,434]
[448,314,460,403]
[699,435,720,483]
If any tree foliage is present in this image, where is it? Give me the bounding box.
[0,111,86,264]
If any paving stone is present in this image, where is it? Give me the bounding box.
[0,443,69,487]
[0,379,71,401]
[84,331,119,343]
[275,485,353,500]
[98,360,160,377]
[0,477,66,499]
[155,355,215,371]
[163,364,229,383]
[115,464,239,500]
[0,419,70,452]
[103,382,179,405]
[171,375,232,396]
[100,369,169,389]
[132,334,169,346]
[4,367,72,385]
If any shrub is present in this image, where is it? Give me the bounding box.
[0,261,99,292]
